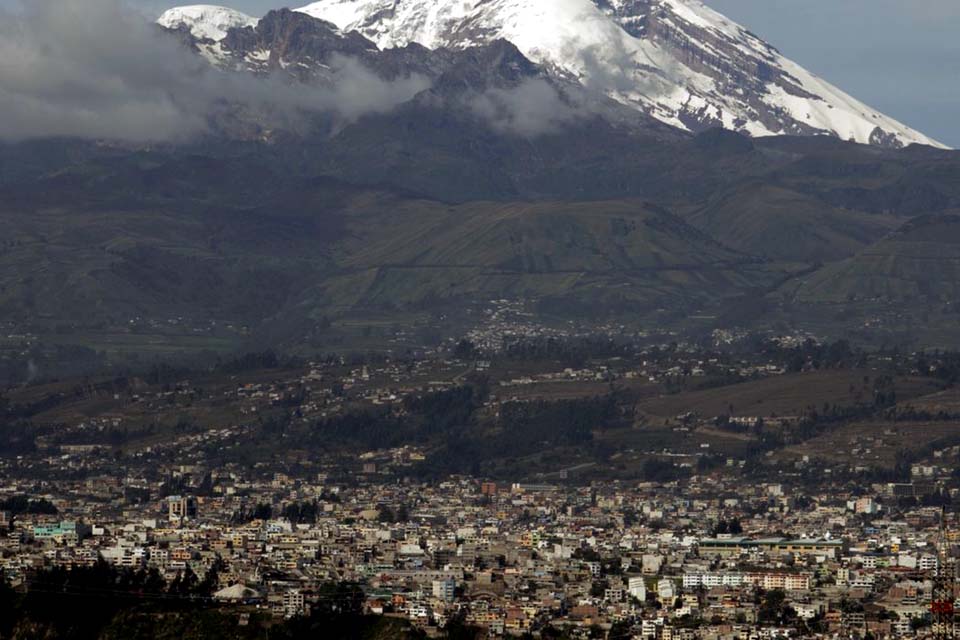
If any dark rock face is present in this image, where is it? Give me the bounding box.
[693,127,754,154]
[223,9,384,77]
[869,126,902,149]
[431,39,543,94]
[214,10,541,92]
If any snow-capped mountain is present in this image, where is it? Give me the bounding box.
[291,0,944,148]
[157,0,944,148]
[158,4,257,41]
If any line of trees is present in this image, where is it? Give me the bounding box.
[0,495,58,515]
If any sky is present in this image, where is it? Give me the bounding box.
[1,0,958,146]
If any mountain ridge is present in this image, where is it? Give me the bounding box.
[156,1,945,149]
[289,0,944,148]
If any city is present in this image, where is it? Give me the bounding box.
[2,444,959,638]
[2,321,960,638]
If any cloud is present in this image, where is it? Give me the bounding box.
[470,78,578,137]
[0,0,429,142]
[577,42,638,95]
[320,56,430,120]
[463,22,667,138]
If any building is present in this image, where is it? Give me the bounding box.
[852,497,880,514]
[698,536,844,559]
[683,572,744,588]
[919,555,939,572]
[744,572,811,591]
[628,576,647,601]
[282,589,306,618]
[33,521,91,544]
[432,578,456,603]
[480,482,498,496]
[658,578,676,601]
[605,586,625,602]
[167,495,198,522]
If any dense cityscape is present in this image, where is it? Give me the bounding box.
[3,466,960,638]
[3,315,960,639]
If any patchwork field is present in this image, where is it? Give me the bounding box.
[637,369,942,420]
[776,421,960,468]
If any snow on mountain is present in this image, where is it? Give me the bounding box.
[293,0,946,148]
[158,5,257,42]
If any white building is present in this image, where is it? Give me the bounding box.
[628,576,647,601]
[657,578,676,601]
[432,578,456,603]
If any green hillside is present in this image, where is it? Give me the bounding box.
[687,183,900,263]
[1,130,960,365]
[787,213,960,303]
[0,182,798,362]
[312,197,783,311]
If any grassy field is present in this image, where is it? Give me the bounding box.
[597,425,759,459]
[788,214,960,305]
[776,421,960,468]
[495,378,659,403]
[689,183,900,263]
[637,369,942,420]
[3,366,315,455]
[897,387,960,414]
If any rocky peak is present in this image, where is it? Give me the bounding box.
[432,39,542,94]
[288,0,946,149]
[221,8,379,75]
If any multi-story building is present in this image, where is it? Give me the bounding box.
[167,495,198,523]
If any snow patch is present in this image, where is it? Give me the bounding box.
[158,5,257,41]
[160,0,945,148]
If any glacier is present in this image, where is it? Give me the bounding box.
[158,0,946,148]
[158,4,258,41]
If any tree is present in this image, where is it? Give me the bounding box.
[197,557,225,597]
[453,339,477,360]
[0,495,58,515]
[608,620,633,640]
[252,503,273,521]
[729,518,743,535]
[589,580,609,598]
[0,570,18,638]
[758,589,787,625]
[169,566,199,597]
[396,503,410,522]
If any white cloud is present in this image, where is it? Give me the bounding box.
[0,0,429,142]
